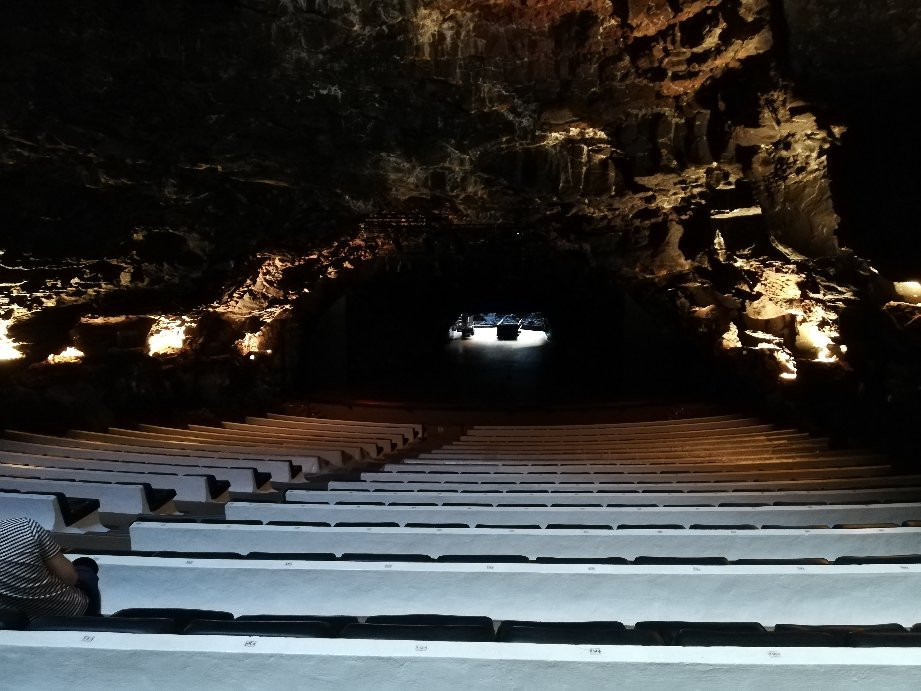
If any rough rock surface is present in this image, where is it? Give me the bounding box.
[0,0,918,445]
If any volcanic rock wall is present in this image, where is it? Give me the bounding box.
[0,1,918,443]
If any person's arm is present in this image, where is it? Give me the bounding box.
[44,552,79,586]
[27,519,79,586]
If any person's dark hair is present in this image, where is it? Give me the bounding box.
[72,557,99,574]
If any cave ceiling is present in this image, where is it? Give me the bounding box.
[1,0,920,403]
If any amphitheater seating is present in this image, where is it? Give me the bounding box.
[0,476,175,515]
[4,432,316,476]
[0,448,269,492]
[0,489,104,531]
[0,463,219,504]
[73,429,353,465]
[222,500,921,526]
[126,522,921,560]
[45,553,921,624]
[260,413,422,438]
[3,410,921,685]
[285,487,921,504]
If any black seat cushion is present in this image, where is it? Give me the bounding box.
[112,608,232,628]
[31,616,176,634]
[184,619,333,638]
[776,623,905,633]
[149,551,244,559]
[0,609,28,630]
[632,557,729,565]
[243,552,338,560]
[436,555,530,563]
[498,620,625,636]
[334,522,401,528]
[236,614,358,634]
[366,614,493,628]
[676,630,838,646]
[62,497,102,524]
[387,503,439,507]
[636,621,765,644]
[731,558,830,565]
[688,524,757,530]
[775,623,906,644]
[617,524,685,530]
[500,626,661,645]
[845,632,921,647]
[544,524,613,530]
[264,521,331,527]
[341,623,494,642]
[534,557,629,565]
[142,487,178,511]
[340,553,434,562]
[834,555,921,564]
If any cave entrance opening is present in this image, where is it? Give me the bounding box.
[290,232,702,408]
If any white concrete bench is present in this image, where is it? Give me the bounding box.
[0,449,263,493]
[244,418,414,446]
[0,491,105,532]
[286,487,921,506]
[220,421,404,450]
[392,457,881,471]
[5,432,317,474]
[61,430,340,466]
[328,476,921,492]
[0,476,171,516]
[3,632,917,689]
[415,449,842,462]
[224,501,921,527]
[442,434,821,448]
[467,415,759,430]
[421,443,830,460]
[65,554,921,624]
[0,463,218,503]
[266,412,423,438]
[85,429,354,465]
[128,522,921,560]
[0,436,308,480]
[359,467,893,483]
[460,427,794,441]
[170,425,383,457]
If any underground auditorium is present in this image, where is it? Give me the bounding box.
[2,0,921,687]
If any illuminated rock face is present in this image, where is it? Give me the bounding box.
[0,1,918,435]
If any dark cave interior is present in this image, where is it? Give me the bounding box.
[1,0,920,456]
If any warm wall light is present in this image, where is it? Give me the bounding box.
[46,346,84,364]
[720,322,742,350]
[894,281,921,304]
[147,316,191,356]
[236,330,263,356]
[794,307,840,363]
[0,320,23,361]
[756,342,798,381]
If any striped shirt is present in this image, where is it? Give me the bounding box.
[0,517,87,618]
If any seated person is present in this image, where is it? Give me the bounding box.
[0,516,100,618]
